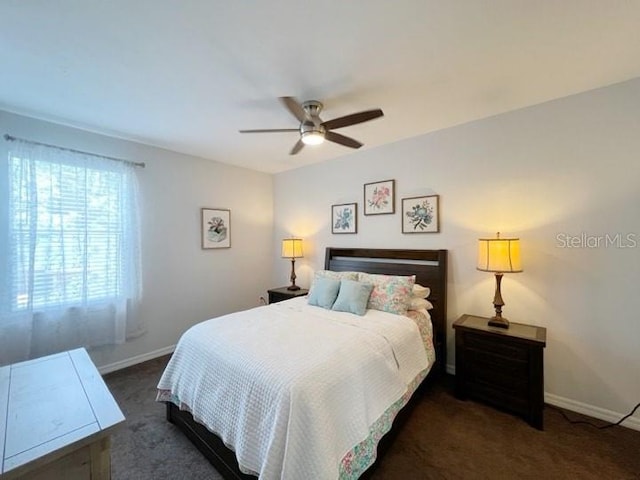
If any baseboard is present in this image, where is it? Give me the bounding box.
[98,344,175,375]
[545,393,640,432]
[445,364,639,431]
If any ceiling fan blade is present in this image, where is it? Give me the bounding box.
[280,97,307,122]
[321,109,384,130]
[324,131,363,149]
[290,139,305,155]
[239,128,299,133]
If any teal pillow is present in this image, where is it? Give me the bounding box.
[331,280,374,316]
[307,277,341,309]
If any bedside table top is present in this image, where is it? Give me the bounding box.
[453,314,546,346]
[267,286,309,296]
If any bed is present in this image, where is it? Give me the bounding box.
[158,247,447,479]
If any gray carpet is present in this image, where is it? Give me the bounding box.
[104,355,640,479]
[104,355,222,480]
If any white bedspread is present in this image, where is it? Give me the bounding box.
[157,297,432,480]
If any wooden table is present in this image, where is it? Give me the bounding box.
[0,348,125,479]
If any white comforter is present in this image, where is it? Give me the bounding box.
[157,297,432,480]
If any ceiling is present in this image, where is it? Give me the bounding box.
[1,1,639,174]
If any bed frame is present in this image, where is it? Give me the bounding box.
[165,247,448,480]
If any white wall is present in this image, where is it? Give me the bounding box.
[0,110,274,370]
[273,78,640,427]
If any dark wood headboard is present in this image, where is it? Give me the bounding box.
[324,248,448,375]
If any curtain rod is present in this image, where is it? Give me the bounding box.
[3,134,146,168]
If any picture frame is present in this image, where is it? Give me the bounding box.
[201,208,231,249]
[363,179,395,215]
[401,195,440,233]
[331,203,358,234]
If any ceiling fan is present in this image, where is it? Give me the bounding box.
[239,97,384,155]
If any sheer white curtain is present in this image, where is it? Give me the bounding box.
[0,139,144,365]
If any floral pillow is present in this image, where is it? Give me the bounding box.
[357,273,416,315]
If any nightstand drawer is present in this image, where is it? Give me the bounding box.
[466,380,529,415]
[469,363,529,394]
[465,333,529,361]
[467,349,528,380]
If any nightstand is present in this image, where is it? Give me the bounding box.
[453,314,547,430]
[267,286,309,304]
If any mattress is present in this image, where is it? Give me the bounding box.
[156,297,434,480]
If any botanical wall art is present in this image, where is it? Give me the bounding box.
[332,203,358,234]
[364,179,395,215]
[402,195,439,233]
[201,208,231,249]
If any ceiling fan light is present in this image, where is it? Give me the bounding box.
[301,131,325,145]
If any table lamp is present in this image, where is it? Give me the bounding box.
[477,232,522,329]
[282,238,303,291]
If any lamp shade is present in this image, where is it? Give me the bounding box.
[281,238,303,259]
[477,234,522,273]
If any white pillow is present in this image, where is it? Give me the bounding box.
[409,297,434,311]
[412,284,431,299]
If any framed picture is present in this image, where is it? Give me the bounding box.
[402,195,440,233]
[363,179,395,215]
[332,203,357,234]
[201,208,231,249]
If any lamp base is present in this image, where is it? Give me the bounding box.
[488,316,510,329]
[488,272,509,329]
[286,258,300,291]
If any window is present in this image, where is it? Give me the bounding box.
[10,159,131,309]
[1,138,143,364]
